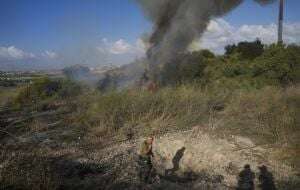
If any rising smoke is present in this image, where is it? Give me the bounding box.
[135,0,275,80]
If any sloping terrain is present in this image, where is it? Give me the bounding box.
[0,80,299,189]
[151,128,298,189]
[1,122,300,190]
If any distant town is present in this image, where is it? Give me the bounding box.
[0,64,120,87]
[0,70,61,87]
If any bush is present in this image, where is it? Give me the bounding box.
[225,39,264,60]
[160,50,214,85]
[13,77,83,108]
[97,73,118,92]
[14,77,60,106]
[202,44,299,89]
[57,79,84,99]
[251,44,300,85]
[150,42,300,90]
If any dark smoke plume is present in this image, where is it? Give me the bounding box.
[136,0,275,80]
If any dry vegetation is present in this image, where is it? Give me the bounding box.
[1,79,299,189]
[0,43,299,189]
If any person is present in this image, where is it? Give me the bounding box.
[138,136,154,183]
[165,147,186,176]
[237,164,255,190]
[258,165,277,190]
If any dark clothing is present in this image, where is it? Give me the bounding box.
[237,168,255,190]
[138,139,154,183]
[138,155,152,183]
[259,170,277,190]
[165,147,186,176]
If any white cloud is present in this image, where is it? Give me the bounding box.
[193,19,300,54]
[42,50,58,59]
[135,38,148,54]
[97,38,146,56]
[110,39,133,54]
[93,38,147,66]
[0,46,35,61]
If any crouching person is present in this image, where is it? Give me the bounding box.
[138,136,154,184]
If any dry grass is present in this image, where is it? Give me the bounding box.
[1,83,299,189]
[0,147,61,190]
[75,84,300,171]
[0,87,22,107]
[76,85,299,144]
[222,86,299,142]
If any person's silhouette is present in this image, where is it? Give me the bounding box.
[165,147,186,176]
[237,164,255,190]
[258,165,277,190]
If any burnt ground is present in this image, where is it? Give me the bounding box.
[0,105,299,190]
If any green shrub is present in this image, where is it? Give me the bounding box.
[225,39,264,60]
[14,77,60,106]
[251,44,300,85]
[160,50,213,85]
[57,79,84,99]
[158,42,299,89]
[13,77,83,108]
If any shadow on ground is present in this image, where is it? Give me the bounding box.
[0,148,115,190]
[1,146,299,190]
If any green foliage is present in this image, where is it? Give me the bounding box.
[2,41,299,189]
[13,77,83,107]
[225,44,237,56]
[58,79,84,99]
[160,50,214,85]
[158,42,300,89]
[251,44,300,85]
[97,73,118,92]
[14,77,60,106]
[225,39,264,60]
[221,56,251,77]
[0,80,17,87]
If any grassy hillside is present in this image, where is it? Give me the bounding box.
[0,42,299,189]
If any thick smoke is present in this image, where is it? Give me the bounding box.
[136,0,275,79]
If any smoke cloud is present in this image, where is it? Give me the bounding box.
[135,0,276,78]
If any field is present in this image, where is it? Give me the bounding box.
[0,77,299,189]
[0,44,299,189]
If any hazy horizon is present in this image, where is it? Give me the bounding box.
[0,0,300,71]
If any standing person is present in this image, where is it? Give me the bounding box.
[138,136,154,184]
[237,164,255,190]
[258,165,277,190]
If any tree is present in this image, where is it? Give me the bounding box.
[97,73,118,91]
[160,50,214,85]
[225,44,237,56]
[225,39,264,60]
[251,44,300,85]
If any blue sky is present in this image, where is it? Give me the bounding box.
[224,0,300,25]
[0,0,299,70]
[0,0,150,52]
